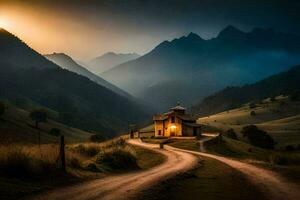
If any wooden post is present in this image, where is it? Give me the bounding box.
[60,136,66,172]
[160,143,164,149]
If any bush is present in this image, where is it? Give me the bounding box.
[249,103,256,109]
[49,128,61,137]
[270,96,276,102]
[96,146,138,170]
[241,125,275,149]
[250,111,256,116]
[0,102,5,117]
[30,109,47,129]
[73,143,102,157]
[90,134,106,142]
[269,154,288,165]
[289,93,299,101]
[225,129,238,140]
[285,145,295,151]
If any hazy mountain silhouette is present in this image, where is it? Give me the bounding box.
[0,28,148,136]
[45,53,132,98]
[192,64,300,116]
[102,26,300,111]
[87,52,140,74]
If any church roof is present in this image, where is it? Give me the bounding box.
[153,114,168,121]
[170,105,186,111]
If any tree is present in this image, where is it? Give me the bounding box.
[30,110,47,129]
[0,102,5,118]
[225,128,238,140]
[250,111,256,116]
[241,125,275,149]
[50,128,61,137]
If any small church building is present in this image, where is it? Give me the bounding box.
[153,104,201,137]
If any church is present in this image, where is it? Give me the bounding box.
[153,103,201,137]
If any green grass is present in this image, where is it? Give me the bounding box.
[198,96,300,149]
[137,157,266,200]
[133,146,166,170]
[169,137,300,184]
[0,103,92,144]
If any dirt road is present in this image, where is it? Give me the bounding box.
[29,139,199,200]
[169,145,300,200]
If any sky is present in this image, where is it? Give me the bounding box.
[0,0,299,60]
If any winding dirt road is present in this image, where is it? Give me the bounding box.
[29,140,199,200]
[29,139,300,200]
[168,145,300,200]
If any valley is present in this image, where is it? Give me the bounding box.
[0,2,299,199]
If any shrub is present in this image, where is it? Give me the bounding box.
[269,154,288,165]
[49,128,61,137]
[250,111,256,116]
[249,103,256,109]
[90,134,105,143]
[225,129,238,140]
[241,125,275,149]
[66,152,83,169]
[270,96,276,102]
[96,146,138,170]
[289,93,299,101]
[0,102,5,117]
[30,110,47,129]
[73,143,102,157]
[285,145,295,151]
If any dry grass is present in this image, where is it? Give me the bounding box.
[0,144,60,178]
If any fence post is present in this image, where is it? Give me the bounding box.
[160,143,164,149]
[60,135,66,172]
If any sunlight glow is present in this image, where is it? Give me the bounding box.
[170,125,176,129]
[0,18,8,29]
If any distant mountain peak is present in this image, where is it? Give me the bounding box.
[186,32,201,39]
[218,25,245,38]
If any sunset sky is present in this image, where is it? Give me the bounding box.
[0,0,299,60]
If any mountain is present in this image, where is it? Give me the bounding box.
[101,26,300,111]
[44,53,131,98]
[192,64,300,116]
[0,28,149,136]
[87,52,140,74]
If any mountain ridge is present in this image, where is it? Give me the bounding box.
[192,64,300,116]
[0,28,149,136]
[87,52,140,74]
[44,52,133,98]
[101,26,300,111]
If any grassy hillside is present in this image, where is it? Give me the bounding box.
[0,138,165,200]
[193,64,300,116]
[0,102,92,144]
[197,96,300,148]
[0,28,149,136]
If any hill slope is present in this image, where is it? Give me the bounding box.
[197,96,300,148]
[102,26,300,111]
[0,103,92,144]
[0,28,148,136]
[192,65,300,116]
[87,52,140,74]
[45,53,132,98]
